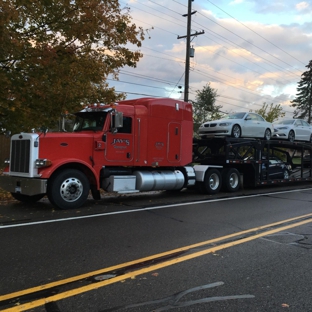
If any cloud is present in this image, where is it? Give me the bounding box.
[296,1,310,11]
[108,0,312,118]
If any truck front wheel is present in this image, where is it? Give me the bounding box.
[47,169,90,210]
[202,169,222,194]
[11,193,45,203]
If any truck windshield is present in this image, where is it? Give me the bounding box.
[73,112,107,132]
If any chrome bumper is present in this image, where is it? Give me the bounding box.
[0,176,47,195]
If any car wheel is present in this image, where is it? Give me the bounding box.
[222,168,240,192]
[202,169,222,194]
[231,124,241,138]
[11,193,45,203]
[47,169,90,209]
[288,130,295,142]
[283,170,289,179]
[264,128,271,140]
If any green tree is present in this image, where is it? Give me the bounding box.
[254,102,285,122]
[291,60,312,123]
[192,83,222,135]
[0,0,145,133]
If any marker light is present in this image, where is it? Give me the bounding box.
[35,159,52,168]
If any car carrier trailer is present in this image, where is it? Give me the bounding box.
[193,137,312,192]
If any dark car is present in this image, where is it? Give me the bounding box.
[262,156,292,179]
[303,154,312,167]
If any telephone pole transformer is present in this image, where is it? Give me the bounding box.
[178,0,204,102]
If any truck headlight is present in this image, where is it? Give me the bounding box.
[35,159,52,168]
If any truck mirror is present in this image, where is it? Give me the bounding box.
[114,111,123,128]
[111,111,123,133]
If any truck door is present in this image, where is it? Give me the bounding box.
[104,116,134,164]
[168,122,181,162]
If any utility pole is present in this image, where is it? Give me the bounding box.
[178,0,204,102]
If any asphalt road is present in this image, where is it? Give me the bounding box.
[1,184,312,312]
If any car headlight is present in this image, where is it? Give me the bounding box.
[219,122,231,126]
[35,159,52,168]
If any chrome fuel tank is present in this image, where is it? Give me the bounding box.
[134,170,185,191]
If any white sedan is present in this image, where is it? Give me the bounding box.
[272,119,312,142]
[198,112,274,140]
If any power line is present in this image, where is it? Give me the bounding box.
[193,10,301,78]
[205,0,306,66]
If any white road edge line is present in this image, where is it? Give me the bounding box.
[1,188,312,229]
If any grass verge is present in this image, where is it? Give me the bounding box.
[0,169,13,201]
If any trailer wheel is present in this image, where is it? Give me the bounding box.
[264,128,271,140]
[11,193,45,203]
[202,169,222,194]
[47,169,90,210]
[222,168,240,192]
[231,124,241,138]
[288,130,295,142]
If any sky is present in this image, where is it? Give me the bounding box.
[109,0,312,119]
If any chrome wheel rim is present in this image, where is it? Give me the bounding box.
[289,131,295,142]
[233,126,240,138]
[229,173,239,188]
[209,173,220,190]
[60,177,83,202]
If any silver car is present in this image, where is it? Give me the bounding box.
[198,112,274,140]
[272,119,312,142]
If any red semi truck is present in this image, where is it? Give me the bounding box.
[1,97,312,209]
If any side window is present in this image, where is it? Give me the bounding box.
[248,113,257,121]
[295,120,302,126]
[118,117,132,134]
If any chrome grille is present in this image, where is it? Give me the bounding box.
[10,140,30,173]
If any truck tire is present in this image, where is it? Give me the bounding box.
[11,193,45,203]
[222,168,240,192]
[47,169,90,210]
[202,169,222,194]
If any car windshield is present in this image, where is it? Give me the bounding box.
[223,112,246,119]
[276,120,295,125]
[73,112,107,132]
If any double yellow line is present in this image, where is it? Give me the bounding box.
[2,212,312,312]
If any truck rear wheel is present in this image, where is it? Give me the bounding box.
[47,169,90,210]
[222,168,240,192]
[202,169,222,194]
[11,193,45,203]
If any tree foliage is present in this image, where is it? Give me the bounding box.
[254,102,285,122]
[291,60,312,123]
[0,0,145,133]
[192,83,222,135]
